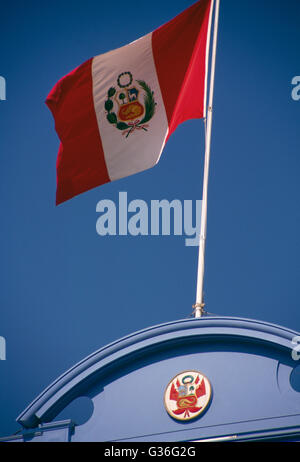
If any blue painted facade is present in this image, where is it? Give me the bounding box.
[2,316,300,442]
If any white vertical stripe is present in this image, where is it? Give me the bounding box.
[92,33,169,182]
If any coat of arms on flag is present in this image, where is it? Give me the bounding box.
[164,370,212,421]
[105,71,156,138]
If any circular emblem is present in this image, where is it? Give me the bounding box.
[164,370,212,421]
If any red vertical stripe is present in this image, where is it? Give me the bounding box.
[152,0,212,140]
[46,58,110,205]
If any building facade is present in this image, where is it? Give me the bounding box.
[2,316,300,442]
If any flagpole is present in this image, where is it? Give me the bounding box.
[194,0,220,318]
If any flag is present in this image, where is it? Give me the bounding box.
[46,0,213,205]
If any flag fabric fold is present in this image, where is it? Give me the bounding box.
[46,0,213,205]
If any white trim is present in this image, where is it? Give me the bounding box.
[192,435,238,442]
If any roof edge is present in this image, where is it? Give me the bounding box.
[17,316,299,428]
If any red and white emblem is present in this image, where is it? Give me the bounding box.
[164,370,212,421]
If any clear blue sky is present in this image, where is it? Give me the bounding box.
[0,0,299,437]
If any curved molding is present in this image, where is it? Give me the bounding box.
[17,316,299,428]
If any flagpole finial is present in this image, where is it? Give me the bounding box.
[192,302,205,318]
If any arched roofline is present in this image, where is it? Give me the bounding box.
[17,316,299,428]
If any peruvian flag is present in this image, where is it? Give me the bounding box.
[46,0,213,205]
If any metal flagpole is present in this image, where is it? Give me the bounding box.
[194,0,220,318]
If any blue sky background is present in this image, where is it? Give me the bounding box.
[0,0,299,436]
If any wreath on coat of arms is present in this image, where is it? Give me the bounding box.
[105,71,156,138]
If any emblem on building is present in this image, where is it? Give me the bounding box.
[164,370,212,421]
[105,71,156,138]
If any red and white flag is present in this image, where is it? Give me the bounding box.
[46,0,213,204]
